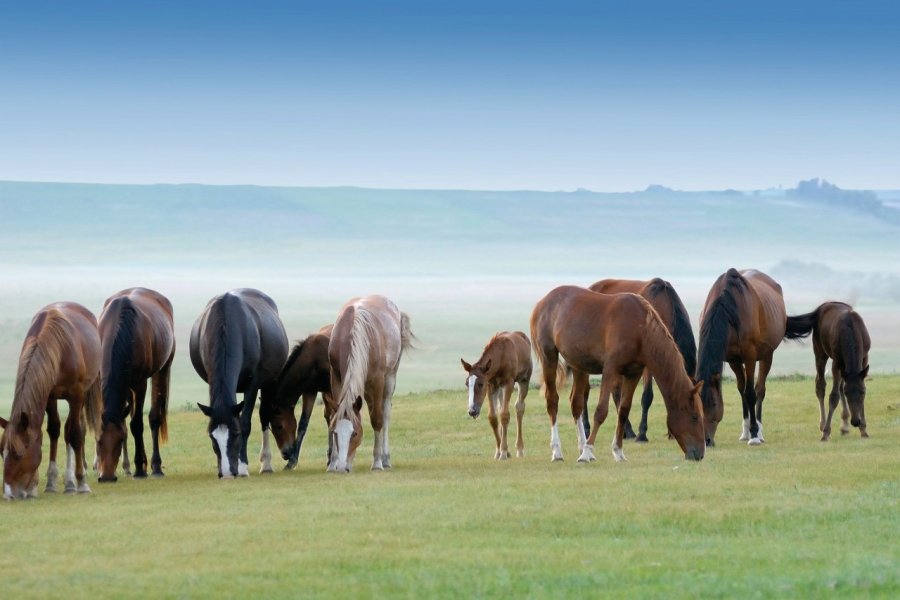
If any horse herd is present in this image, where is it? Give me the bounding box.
[1,268,871,500]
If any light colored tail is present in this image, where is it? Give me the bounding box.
[400,312,416,354]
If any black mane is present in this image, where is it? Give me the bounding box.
[102,298,137,424]
[696,270,748,407]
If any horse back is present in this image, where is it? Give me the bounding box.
[744,270,787,348]
[28,302,101,392]
[817,303,871,371]
[481,331,532,383]
[100,288,175,379]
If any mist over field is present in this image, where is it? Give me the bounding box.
[1,179,898,412]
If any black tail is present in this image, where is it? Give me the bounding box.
[785,309,819,340]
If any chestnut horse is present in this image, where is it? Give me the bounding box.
[263,324,334,469]
[461,331,533,459]
[1,302,102,499]
[785,302,871,440]
[327,295,413,472]
[96,288,175,482]
[190,289,288,478]
[530,286,705,463]
[696,269,786,447]
[588,278,697,442]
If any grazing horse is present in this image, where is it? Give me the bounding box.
[190,289,288,478]
[327,295,413,473]
[96,288,175,482]
[461,331,533,459]
[263,324,334,470]
[588,278,697,442]
[785,302,871,440]
[1,303,102,499]
[530,286,705,463]
[696,268,786,446]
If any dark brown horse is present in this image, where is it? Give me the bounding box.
[190,289,288,478]
[785,302,871,440]
[530,286,705,463]
[588,278,697,442]
[327,295,413,472]
[262,324,334,470]
[696,268,786,446]
[1,303,102,499]
[95,288,175,482]
[461,331,532,459]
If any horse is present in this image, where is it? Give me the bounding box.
[587,277,697,442]
[327,295,413,472]
[95,288,175,482]
[785,302,871,440]
[530,285,705,463]
[1,302,102,499]
[263,324,334,470]
[461,331,533,459]
[695,268,786,447]
[190,289,288,478]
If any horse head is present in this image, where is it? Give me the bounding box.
[265,401,298,462]
[843,365,869,431]
[327,398,362,473]
[96,417,129,482]
[461,358,492,418]
[700,373,724,446]
[1,412,42,500]
[667,381,706,461]
[198,401,243,479]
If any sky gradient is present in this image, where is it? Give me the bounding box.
[1,1,898,191]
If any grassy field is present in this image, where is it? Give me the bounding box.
[2,376,899,598]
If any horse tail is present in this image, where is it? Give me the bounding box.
[646,279,697,376]
[84,372,103,438]
[399,312,416,354]
[785,309,818,340]
[158,359,171,444]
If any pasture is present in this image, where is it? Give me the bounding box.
[3,376,899,598]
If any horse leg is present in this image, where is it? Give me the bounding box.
[569,369,590,453]
[610,383,636,440]
[258,425,274,474]
[839,377,851,435]
[729,360,750,441]
[148,358,171,477]
[286,391,316,469]
[635,369,653,443]
[323,393,335,464]
[822,364,842,442]
[381,374,396,469]
[240,384,260,477]
[581,381,591,438]
[130,380,149,478]
[44,398,61,493]
[754,356,772,443]
[814,350,828,434]
[487,385,502,459]
[368,381,386,471]
[514,379,527,458]
[498,382,514,460]
[741,361,762,446]
[64,396,91,494]
[581,373,616,463]
[611,375,640,462]
[540,350,564,461]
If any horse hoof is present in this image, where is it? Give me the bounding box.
[551,455,564,462]
[820,435,830,442]
[77,484,92,494]
[382,459,392,470]
[748,437,763,446]
[64,484,77,494]
[635,434,649,443]
[259,467,274,475]
[371,461,384,471]
[840,429,850,436]
[151,471,165,478]
[860,430,869,438]
[283,462,297,471]
[516,449,524,458]
[44,485,57,494]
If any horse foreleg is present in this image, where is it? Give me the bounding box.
[611,375,640,462]
[838,378,851,435]
[368,384,386,471]
[754,357,772,443]
[822,364,842,441]
[148,358,171,477]
[381,374,396,469]
[636,370,653,443]
[728,361,750,441]
[286,392,316,469]
[515,380,527,458]
[45,399,61,493]
[540,351,564,461]
[581,374,616,463]
[498,382,514,460]
[487,385,502,459]
[131,380,149,478]
[64,399,91,494]
[240,385,260,477]
[569,369,590,453]
[740,361,762,446]
[814,349,828,435]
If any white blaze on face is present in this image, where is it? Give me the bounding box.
[467,374,477,413]
[212,425,232,477]
[333,418,354,470]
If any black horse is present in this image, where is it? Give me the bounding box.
[190,289,288,478]
[785,302,871,440]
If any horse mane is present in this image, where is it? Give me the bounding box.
[102,298,137,425]
[696,270,747,388]
[206,294,242,414]
[335,307,377,422]
[840,311,866,379]
[644,278,697,376]
[638,300,690,403]
[281,337,310,380]
[8,311,70,455]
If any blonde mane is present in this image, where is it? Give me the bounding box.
[335,307,378,422]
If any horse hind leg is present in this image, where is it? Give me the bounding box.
[486,386,502,459]
[610,375,640,462]
[569,369,589,454]
[149,359,171,476]
[381,374,396,469]
[498,383,514,460]
[754,357,772,443]
[514,380,527,458]
[635,370,653,443]
[538,349,565,462]
[822,365,842,442]
[815,353,828,434]
[838,378,851,435]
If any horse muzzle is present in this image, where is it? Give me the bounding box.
[468,408,479,419]
[98,474,118,483]
[685,446,705,461]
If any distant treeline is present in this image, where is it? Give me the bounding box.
[788,178,900,223]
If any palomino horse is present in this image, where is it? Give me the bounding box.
[1,302,102,499]
[588,278,697,442]
[785,302,871,440]
[327,295,413,472]
[461,331,533,459]
[96,288,175,482]
[263,324,334,469]
[530,286,705,463]
[696,268,786,446]
[190,289,288,478]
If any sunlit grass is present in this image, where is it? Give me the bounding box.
[2,376,899,598]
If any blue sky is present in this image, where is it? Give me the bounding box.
[1,1,898,191]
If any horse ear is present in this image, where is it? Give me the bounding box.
[197,403,212,417]
[0,416,7,429]
[860,365,870,379]
[461,359,472,373]
[232,401,245,417]
[483,359,492,372]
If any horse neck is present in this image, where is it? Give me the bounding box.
[640,314,692,411]
[12,337,59,427]
[839,314,866,376]
[335,309,373,420]
[696,289,738,384]
[645,281,697,376]
[207,308,243,408]
[102,299,138,424]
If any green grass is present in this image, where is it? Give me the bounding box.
[3,376,899,598]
